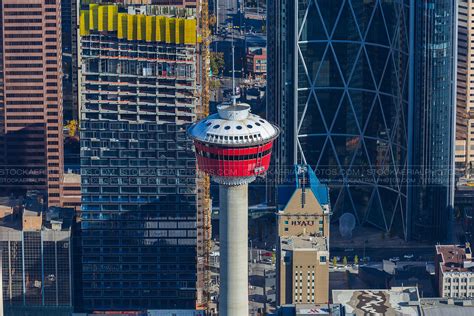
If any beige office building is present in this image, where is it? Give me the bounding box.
[435,244,474,298]
[276,165,330,305]
[457,1,474,174]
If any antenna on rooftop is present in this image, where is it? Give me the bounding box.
[231,22,237,106]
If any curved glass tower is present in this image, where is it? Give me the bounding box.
[268,0,410,237]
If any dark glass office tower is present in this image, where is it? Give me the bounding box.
[409,1,456,242]
[268,0,410,238]
[78,3,199,310]
[61,0,78,121]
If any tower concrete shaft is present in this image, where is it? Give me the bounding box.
[219,184,249,316]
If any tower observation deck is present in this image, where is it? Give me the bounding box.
[188,102,279,315]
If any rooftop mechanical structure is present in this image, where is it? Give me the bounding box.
[188,102,279,315]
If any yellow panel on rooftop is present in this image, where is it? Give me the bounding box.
[79,4,198,44]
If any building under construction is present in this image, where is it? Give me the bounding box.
[78,1,210,311]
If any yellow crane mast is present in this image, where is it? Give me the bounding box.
[196,0,211,313]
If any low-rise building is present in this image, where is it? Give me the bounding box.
[332,287,421,315]
[0,194,74,314]
[60,172,81,211]
[421,297,474,315]
[277,165,330,305]
[435,244,474,298]
[269,304,342,316]
[246,47,267,77]
[72,310,205,316]
[455,182,474,243]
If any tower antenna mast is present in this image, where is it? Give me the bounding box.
[231,22,237,105]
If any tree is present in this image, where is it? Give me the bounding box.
[343,256,348,266]
[66,119,78,137]
[209,15,217,27]
[354,255,359,265]
[332,257,337,267]
[210,52,225,76]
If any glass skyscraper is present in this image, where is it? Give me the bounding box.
[409,1,456,242]
[268,0,411,238]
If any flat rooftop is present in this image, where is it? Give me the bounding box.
[295,304,333,315]
[421,298,474,316]
[270,304,342,316]
[332,287,421,315]
[280,235,327,252]
[436,244,474,273]
[63,172,80,184]
[0,193,73,233]
[0,196,19,212]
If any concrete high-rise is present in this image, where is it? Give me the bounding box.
[276,165,330,305]
[0,0,64,206]
[456,1,474,180]
[78,2,204,311]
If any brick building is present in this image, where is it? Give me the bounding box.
[276,165,330,305]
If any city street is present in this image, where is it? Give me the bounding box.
[210,0,266,106]
[208,241,277,315]
[330,246,435,263]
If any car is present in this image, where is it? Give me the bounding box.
[404,254,414,260]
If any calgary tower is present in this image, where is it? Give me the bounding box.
[188,99,279,314]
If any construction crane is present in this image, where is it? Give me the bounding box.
[196,0,212,313]
[200,0,211,119]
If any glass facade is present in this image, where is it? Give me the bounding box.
[80,122,197,310]
[410,0,456,241]
[79,25,198,310]
[0,231,72,308]
[268,0,410,237]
